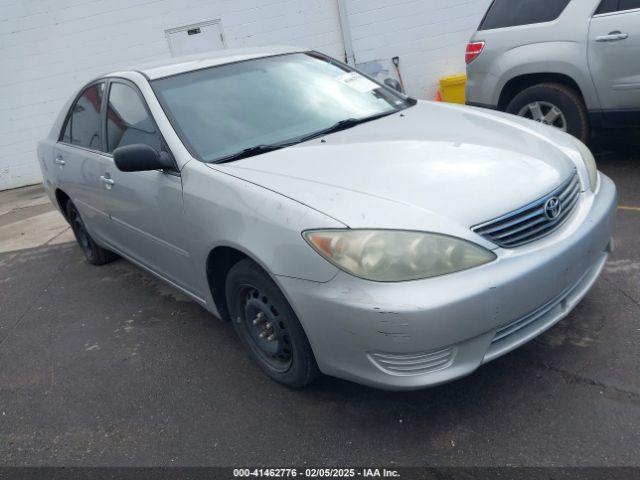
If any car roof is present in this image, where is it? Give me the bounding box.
[107,45,308,80]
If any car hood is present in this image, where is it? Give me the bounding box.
[209,101,577,237]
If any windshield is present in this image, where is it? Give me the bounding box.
[151,52,413,163]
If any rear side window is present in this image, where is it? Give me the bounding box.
[597,0,640,13]
[62,83,105,150]
[105,82,162,153]
[479,0,571,30]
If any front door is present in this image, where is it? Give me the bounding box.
[589,2,640,126]
[101,80,201,297]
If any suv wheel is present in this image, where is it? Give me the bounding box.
[225,258,320,388]
[505,83,590,143]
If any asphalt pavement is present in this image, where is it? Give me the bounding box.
[1,143,639,467]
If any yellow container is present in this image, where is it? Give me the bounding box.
[438,74,467,104]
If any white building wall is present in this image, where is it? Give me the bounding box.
[348,0,491,97]
[0,0,345,190]
[0,0,489,190]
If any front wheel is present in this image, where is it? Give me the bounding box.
[506,83,590,143]
[225,259,319,388]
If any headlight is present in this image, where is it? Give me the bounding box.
[303,230,496,282]
[573,138,598,191]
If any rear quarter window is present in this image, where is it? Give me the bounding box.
[479,0,571,30]
[60,83,105,151]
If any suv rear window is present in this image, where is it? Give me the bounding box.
[479,0,571,30]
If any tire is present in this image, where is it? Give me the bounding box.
[505,83,590,143]
[225,258,319,388]
[66,200,118,266]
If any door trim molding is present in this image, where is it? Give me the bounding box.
[110,215,190,258]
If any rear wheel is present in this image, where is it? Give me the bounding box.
[66,201,117,266]
[506,83,590,143]
[225,259,319,388]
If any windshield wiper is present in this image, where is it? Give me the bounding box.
[215,143,297,163]
[297,111,397,143]
[214,111,397,164]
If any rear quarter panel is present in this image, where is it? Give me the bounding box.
[37,139,59,208]
[37,87,79,211]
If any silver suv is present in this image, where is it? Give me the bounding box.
[466,0,640,143]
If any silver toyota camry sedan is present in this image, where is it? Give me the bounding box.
[38,46,617,390]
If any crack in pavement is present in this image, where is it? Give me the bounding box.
[525,276,640,408]
[603,276,640,310]
[43,226,71,246]
[532,360,640,408]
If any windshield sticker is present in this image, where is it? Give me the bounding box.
[337,72,380,92]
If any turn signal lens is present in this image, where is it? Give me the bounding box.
[573,138,598,191]
[465,41,485,64]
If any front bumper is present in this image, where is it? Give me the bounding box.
[277,174,617,390]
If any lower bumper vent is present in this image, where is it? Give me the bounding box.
[368,347,454,376]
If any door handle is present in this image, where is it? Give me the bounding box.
[54,156,66,166]
[596,31,629,42]
[100,175,115,189]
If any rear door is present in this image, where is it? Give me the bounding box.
[56,81,115,243]
[101,79,199,295]
[589,0,640,125]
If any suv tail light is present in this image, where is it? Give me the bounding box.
[465,41,485,64]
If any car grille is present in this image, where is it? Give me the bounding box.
[472,171,581,248]
[368,347,454,376]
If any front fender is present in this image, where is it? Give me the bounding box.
[181,160,344,310]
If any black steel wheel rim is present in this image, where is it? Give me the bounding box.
[238,285,292,373]
[70,208,91,257]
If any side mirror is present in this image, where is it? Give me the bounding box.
[113,144,174,172]
[384,78,404,93]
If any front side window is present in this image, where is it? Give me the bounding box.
[106,82,162,153]
[479,0,571,30]
[62,83,105,150]
[151,52,413,163]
